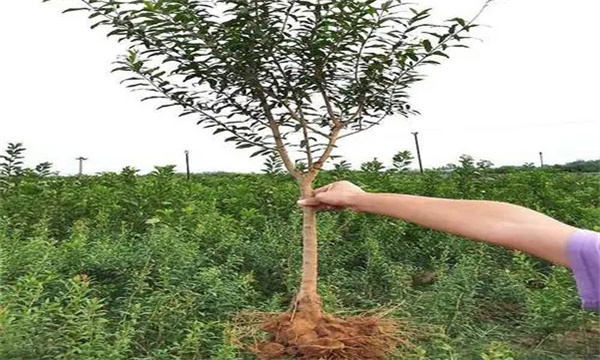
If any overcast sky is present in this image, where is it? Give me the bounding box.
[1,0,599,175]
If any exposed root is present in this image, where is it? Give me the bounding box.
[231,310,413,359]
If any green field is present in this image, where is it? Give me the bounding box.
[1,166,599,359]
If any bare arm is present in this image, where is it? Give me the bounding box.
[298,181,578,266]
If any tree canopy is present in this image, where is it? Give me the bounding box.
[55,0,484,177]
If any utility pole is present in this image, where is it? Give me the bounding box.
[184,150,191,180]
[412,132,423,174]
[539,151,544,167]
[75,157,88,175]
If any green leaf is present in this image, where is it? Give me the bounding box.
[157,103,179,110]
[250,149,268,158]
[107,29,124,38]
[183,74,197,83]
[62,8,89,14]
[90,20,110,29]
[236,143,254,149]
[422,39,432,52]
[450,17,467,27]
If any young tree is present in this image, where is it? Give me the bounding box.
[391,149,414,171]
[360,157,385,173]
[50,0,489,356]
[458,154,475,170]
[333,159,352,171]
[476,159,494,170]
[0,143,26,177]
[34,162,55,177]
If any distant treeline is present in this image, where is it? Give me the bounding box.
[552,159,600,173]
[490,159,600,174]
[1,142,599,177]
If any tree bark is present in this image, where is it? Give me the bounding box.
[295,177,322,320]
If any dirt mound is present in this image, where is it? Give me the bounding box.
[234,312,409,359]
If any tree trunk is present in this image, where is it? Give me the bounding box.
[295,177,322,321]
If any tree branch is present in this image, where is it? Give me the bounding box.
[309,123,342,173]
[340,1,492,141]
[314,67,340,126]
[298,107,314,168]
[260,81,329,139]
[342,100,365,126]
[250,82,301,176]
[133,67,273,151]
[337,114,386,140]
[353,9,384,83]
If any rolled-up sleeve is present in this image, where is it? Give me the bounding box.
[567,230,600,311]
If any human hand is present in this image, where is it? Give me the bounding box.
[297,181,365,211]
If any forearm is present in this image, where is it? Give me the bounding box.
[351,192,577,266]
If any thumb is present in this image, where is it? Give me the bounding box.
[297,198,321,206]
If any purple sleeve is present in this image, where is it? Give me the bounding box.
[567,230,600,311]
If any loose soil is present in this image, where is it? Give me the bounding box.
[234,311,409,359]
